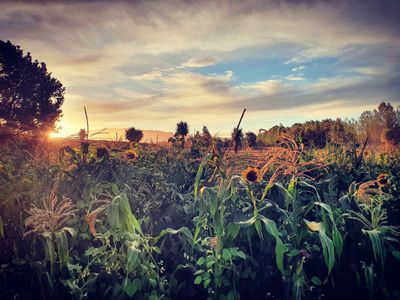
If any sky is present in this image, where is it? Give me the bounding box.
[1,0,399,137]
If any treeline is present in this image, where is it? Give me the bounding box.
[168,101,400,155]
[256,102,400,149]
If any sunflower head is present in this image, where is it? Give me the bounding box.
[96,147,109,160]
[377,173,389,187]
[125,149,138,160]
[242,167,261,183]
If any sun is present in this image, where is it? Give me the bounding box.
[49,131,61,138]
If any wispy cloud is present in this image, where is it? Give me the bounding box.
[286,74,305,81]
[291,66,305,72]
[131,70,163,81]
[181,57,219,68]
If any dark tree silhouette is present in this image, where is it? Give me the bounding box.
[175,121,189,148]
[232,128,243,153]
[125,127,144,143]
[245,131,257,148]
[0,40,65,137]
[378,102,397,129]
[201,125,212,146]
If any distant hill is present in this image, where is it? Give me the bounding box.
[92,128,174,143]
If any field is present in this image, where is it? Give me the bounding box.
[0,135,399,300]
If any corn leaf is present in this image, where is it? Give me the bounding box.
[194,154,211,199]
[363,229,385,269]
[318,230,335,276]
[152,227,193,245]
[259,215,285,276]
[55,231,69,268]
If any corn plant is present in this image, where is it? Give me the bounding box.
[23,182,76,297]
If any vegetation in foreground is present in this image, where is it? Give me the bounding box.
[0,131,399,300]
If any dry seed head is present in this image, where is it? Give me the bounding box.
[24,184,76,237]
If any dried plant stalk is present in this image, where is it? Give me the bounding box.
[24,183,77,237]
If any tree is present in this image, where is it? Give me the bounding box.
[232,128,243,153]
[245,131,257,148]
[378,101,397,129]
[125,127,143,143]
[0,40,65,137]
[381,127,400,152]
[175,121,189,148]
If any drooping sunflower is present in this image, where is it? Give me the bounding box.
[125,149,138,160]
[242,167,262,183]
[304,220,321,232]
[96,147,109,160]
[376,173,389,187]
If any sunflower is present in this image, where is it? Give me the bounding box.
[96,147,109,159]
[210,236,219,250]
[125,149,138,160]
[242,167,261,183]
[376,173,389,187]
[304,220,321,232]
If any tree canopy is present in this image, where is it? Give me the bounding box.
[175,121,189,147]
[0,40,65,137]
[257,102,399,148]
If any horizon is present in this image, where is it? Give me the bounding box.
[1,0,399,136]
[49,103,394,140]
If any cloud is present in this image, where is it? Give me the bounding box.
[0,0,399,135]
[346,66,387,76]
[131,70,163,81]
[286,74,305,81]
[240,80,284,96]
[215,74,400,114]
[181,57,219,68]
[291,66,305,72]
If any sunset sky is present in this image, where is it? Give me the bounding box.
[1,0,399,136]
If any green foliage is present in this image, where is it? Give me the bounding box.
[1,133,400,299]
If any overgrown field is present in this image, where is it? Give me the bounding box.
[0,137,399,300]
